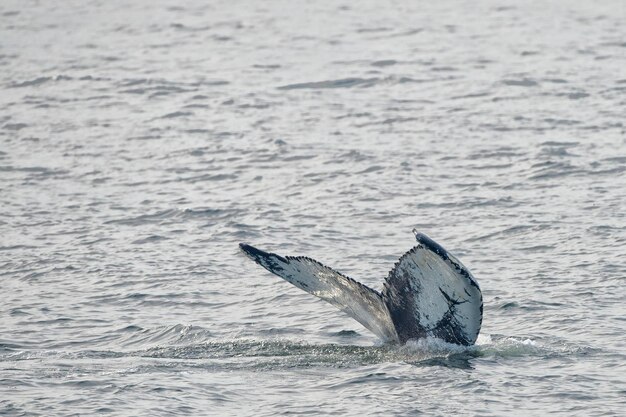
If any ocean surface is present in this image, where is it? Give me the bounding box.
[1,0,625,415]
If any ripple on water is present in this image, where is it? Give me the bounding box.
[2,0,625,415]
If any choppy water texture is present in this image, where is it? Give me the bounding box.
[1,0,625,415]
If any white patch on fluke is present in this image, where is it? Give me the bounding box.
[383,244,482,344]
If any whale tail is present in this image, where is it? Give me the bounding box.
[239,231,482,345]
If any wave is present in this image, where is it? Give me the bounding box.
[18,332,591,371]
[131,334,596,371]
[1,319,597,372]
[104,207,241,226]
[277,76,421,90]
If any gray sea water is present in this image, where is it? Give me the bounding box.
[1,0,626,415]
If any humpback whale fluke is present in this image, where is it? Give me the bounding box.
[239,230,483,346]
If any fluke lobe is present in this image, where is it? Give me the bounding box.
[239,230,483,346]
